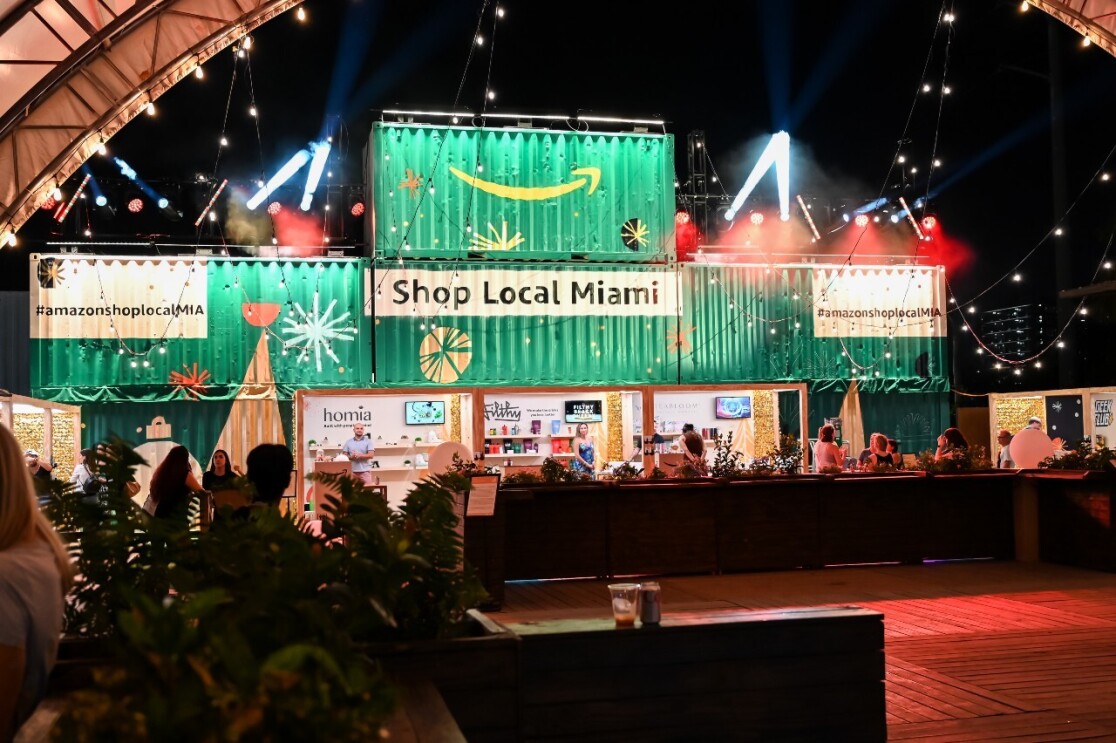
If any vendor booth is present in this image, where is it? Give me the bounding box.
[296,388,476,509]
[990,386,1116,457]
[0,391,81,480]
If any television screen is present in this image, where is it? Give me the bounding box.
[715,396,752,420]
[405,401,446,425]
[565,400,603,423]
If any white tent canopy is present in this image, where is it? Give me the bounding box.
[0,0,302,243]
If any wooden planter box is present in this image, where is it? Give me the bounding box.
[1027,471,1116,571]
[500,606,886,742]
[367,610,521,743]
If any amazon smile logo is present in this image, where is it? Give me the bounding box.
[448,166,600,201]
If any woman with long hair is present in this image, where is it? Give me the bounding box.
[0,424,73,739]
[148,445,202,523]
[570,423,596,476]
[813,424,843,471]
[202,449,242,492]
[865,433,895,469]
[935,427,969,462]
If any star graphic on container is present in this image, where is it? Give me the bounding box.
[36,258,66,288]
[169,362,211,400]
[399,169,423,198]
[621,218,650,250]
[666,325,696,352]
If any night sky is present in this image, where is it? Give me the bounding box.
[6,0,1116,357]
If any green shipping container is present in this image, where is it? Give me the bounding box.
[30,256,373,402]
[369,123,675,262]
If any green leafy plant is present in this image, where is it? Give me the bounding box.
[709,432,744,477]
[503,471,542,485]
[540,456,586,483]
[768,434,803,475]
[611,462,642,480]
[449,451,498,476]
[1039,440,1116,470]
[647,467,668,480]
[673,462,703,479]
[49,438,489,740]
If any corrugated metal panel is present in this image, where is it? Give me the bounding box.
[675,263,948,384]
[369,123,675,262]
[0,291,31,395]
[372,261,676,386]
[30,256,373,402]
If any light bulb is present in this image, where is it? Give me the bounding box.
[249,105,257,117]
[296,6,306,21]
[145,102,156,116]
[195,65,204,79]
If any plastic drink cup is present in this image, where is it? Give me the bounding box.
[608,583,640,627]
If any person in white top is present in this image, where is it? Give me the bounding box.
[814,424,844,471]
[0,424,73,740]
[997,429,1016,469]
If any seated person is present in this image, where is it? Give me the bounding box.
[935,427,969,461]
[246,444,294,508]
[864,433,895,468]
[813,425,843,471]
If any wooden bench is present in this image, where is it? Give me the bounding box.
[501,605,886,742]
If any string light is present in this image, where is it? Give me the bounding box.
[296,6,306,21]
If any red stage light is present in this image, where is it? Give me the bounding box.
[127,198,144,213]
[41,197,57,211]
[267,201,282,216]
[350,201,365,217]
[675,210,691,225]
[749,212,764,225]
[854,214,869,227]
[921,216,937,230]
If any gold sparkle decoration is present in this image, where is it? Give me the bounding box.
[605,392,623,462]
[666,325,696,353]
[995,397,1044,437]
[14,414,45,459]
[450,394,461,443]
[51,413,77,481]
[399,168,422,198]
[470,221,526,252]
[753,391,776,458]
[419,327,472,384]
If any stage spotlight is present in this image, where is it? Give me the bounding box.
[675,210,691,225]
[127,198,144,213]
[726,131,791,222]
[158,199,182,221]
[40,197,56,211]
[921,215,937,230]
[267,201,282,216]
[300,140,332,210]
[247,148,312,209]
[350,200,365,217]
[842,213,851,223]
[749,212,764,226]
[854,214,869,227]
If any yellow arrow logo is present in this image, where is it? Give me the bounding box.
[448,166,600,201]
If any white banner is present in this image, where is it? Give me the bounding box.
[373,268,677,318]
[812,267,946,338]
[30,256,208,339]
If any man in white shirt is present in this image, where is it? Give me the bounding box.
[996,429,1016,469]
[341,423,376,485]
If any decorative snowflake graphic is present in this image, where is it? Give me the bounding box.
[169,362,211,400]
[471,221,525,251]
[1051,401,1063,413]
[281,295,356,372]
[666,325,696,353]
[399,168,423,198]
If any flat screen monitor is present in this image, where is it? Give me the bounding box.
[715,396,752,420]
[565,400,603,423]
[405,400,446,425]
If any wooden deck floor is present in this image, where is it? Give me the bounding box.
[491,561,1116,741]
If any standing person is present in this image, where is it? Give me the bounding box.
[571,423,596,476]
[147,445,202,524]
[24,450,52,482]
[202,449,242,492]
[814,424,843,471]
[935,428,969,462]
[341,423,376,486]
[997,430,1016,469]
[0,425,72,740]
[1026,417,1043,432]
[69,448,96,492]
[680,423,707,475]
